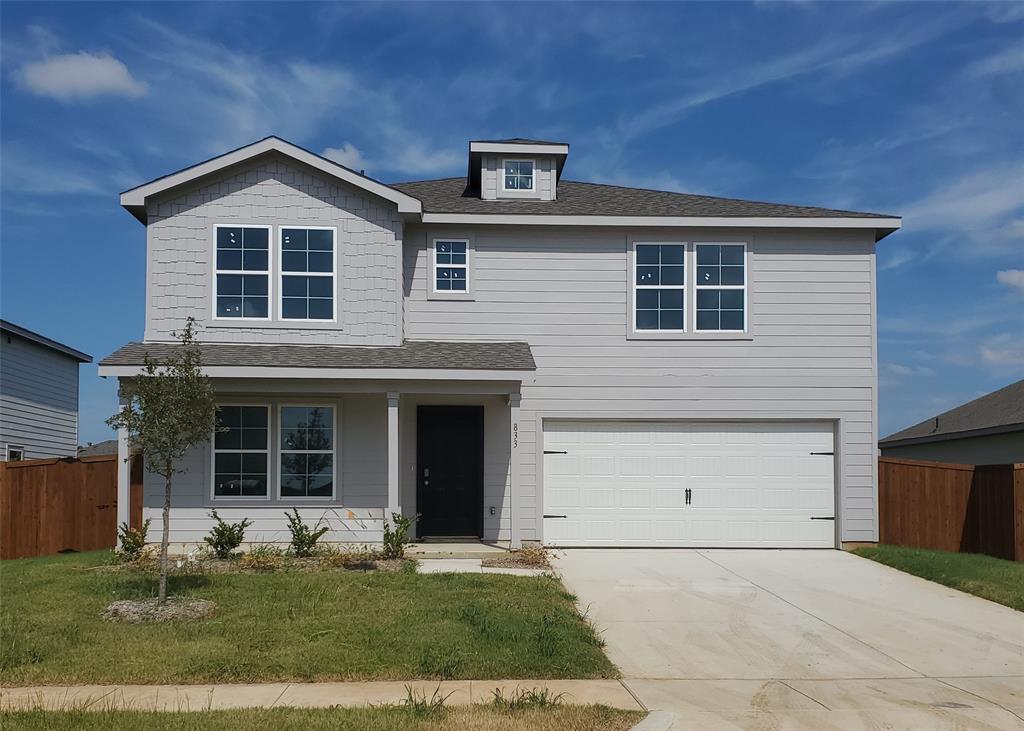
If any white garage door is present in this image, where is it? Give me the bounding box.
[542,421,836,548]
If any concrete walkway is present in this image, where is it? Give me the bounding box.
[0,679,642,712]
[554,548,1024,730]
[415,558,549,576]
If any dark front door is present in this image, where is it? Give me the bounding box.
[417,405,484,538]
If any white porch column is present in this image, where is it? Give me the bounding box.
[386,391,400,521]
[508,392,522,549]
[116,396,132,541]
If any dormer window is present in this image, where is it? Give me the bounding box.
[502,159,535,192]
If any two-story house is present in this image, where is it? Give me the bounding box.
[99,137,900,550]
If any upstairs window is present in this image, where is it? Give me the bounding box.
[215,226,270,319]
[281,228,335,321]
[434,240,469,292]
[502,159,535,191]
[279,406,335,499]
[634,243,685,331]
[213,405,269,498]
[696,244,746,332]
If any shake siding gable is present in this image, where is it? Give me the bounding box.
[403,225,879,543]
[144,155,404,346]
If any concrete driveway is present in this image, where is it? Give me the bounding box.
[554,549,1024,730]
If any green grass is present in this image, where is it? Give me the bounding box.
[1,706,643,731]
[854,544,1024,611]
[0,551,616,684]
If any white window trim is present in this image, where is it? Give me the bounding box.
[500,158,536,193]
[694,242,748,334]
[211,224,273,322]
[210,403,272,501]
[5,444,25,461]
[278,226,338,323]
[276,402,340,502]
[431,238,471,295]
[633,241,687,334]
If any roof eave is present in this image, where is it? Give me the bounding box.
[879,422,1024,448]
[119,136,423,225]
[0,320,92,362]
[418,213,903,230]
[98,363,533,381]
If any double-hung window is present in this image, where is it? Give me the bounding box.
[434,240,468,292]
[213,406,269,498]
[281,228,335,321]
[696,244,746,332]
[215,226,270,318]
[279,406,335,499]
[634,243,685,331]
[502,159,534,191]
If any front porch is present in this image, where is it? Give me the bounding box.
[116,379,525,549]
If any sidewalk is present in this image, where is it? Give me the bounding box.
[0,680,644,712]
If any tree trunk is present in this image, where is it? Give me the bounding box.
[158,474,172,605]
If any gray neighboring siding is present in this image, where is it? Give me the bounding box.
[881,432,1024,465]
[403,225,879,543]
[480,155,557,201]
[0,334,80,459]
[144,154,404,346]
[142,393,390,544]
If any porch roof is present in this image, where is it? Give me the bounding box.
[98,340,536,380]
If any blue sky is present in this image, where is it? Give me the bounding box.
[1,1,1022,445]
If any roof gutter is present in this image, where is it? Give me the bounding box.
[98,364,533,381]
[419,213,902,235]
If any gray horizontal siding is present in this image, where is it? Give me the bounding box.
[0,335,80,459]
[403,225,878,543]
[145,155,403,346]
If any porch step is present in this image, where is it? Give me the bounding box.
[406,542,509,560]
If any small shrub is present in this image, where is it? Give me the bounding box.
[239,544,287,572]
[491,687,564,712]
[401,685,451,719]
[417,646,463,679]
[116,519,150,562]
[203,509,252,559]
[382,512,418,559]
[284,508,330,557]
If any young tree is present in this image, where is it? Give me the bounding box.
[107,318,219,604]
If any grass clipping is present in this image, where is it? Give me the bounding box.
[102,597,217,624]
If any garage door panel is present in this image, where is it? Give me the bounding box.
[543,420,835,548]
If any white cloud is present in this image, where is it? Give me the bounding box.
[996,269,1024,294]
[16,52,147,101]
[322,143,366,171]
[980,333,1024,367]
[965,44,1024,78]
[884,363,935,378]
[880,249,915,271]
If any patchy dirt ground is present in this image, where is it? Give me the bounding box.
[102,597,217,624]
[481,546,551,570]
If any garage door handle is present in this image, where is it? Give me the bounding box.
[544,450,568,455]
[810,451,834,456]
[810,516,835,520]
[544,514,567,519]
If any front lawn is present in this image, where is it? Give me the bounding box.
[854,544,1024,611]
[0,552,615,684]
[1,706,643,731]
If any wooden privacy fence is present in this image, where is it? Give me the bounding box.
[878,457,1024,561]
[0,454,143,559]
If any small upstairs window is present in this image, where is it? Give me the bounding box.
[502,159,534,191]
[215,226,270,319]
[434,240,469,292]
[634,243,685,332]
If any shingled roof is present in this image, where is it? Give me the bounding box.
[100,340,535,372]
[390,178,895,219]
[880,378,1024,446]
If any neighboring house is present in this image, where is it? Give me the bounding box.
[98,136,901,549]
[879,379,1024,464]
[0,320,92,461]
[78,439,120,458]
